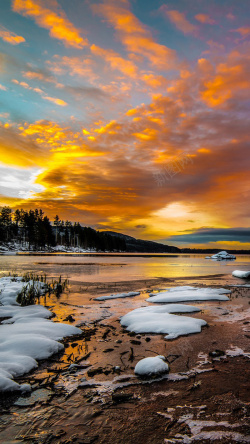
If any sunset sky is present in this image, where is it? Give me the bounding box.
[0,0,249,248]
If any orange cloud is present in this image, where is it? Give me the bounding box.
[19,120,76,148]
[133,128,157,141]
[197,148,211,154]
[235,27,250,37]
[195,14,216,25]
[200,53,250,107]
[23,71,49,82]
[94,120,121,135]
[0,123,49,167]
[206,40,225,51]
[0,25,25,45]
[47,55,99,82]
[197,58,213,74]
[47,53,136,102]
[12,0,88,49]
[19,120,105,158]
[164,9,197,34]
[11,78,67,106]
[43,96,67,106]
[92,0,177,70]
[90,44,138,78]
[23,70,64,88]
[142,74,168,90]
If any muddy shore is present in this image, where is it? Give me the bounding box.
[0,274,249,443]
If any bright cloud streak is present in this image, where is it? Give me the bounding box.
[195,14,216,25]
[0,25,25,45]
[12,0,88,48]
[92,0,177,70]
[90,44,138,78]
[11,78,67,106]
[163,9,197,35]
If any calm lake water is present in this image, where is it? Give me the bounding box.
[0,253,250,282]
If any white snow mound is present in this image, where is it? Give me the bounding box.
[0,304,52,323]
[147,286,230,303]
[232,270,250,279]
[0,276,81,392]
[135,355,169,376]
[94,291,140,301]
[121,305,206,340]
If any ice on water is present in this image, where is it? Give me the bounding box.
[205,250,236,260]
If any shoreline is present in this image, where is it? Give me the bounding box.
[0,274,249,443]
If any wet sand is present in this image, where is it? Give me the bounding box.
[0,274,249,443]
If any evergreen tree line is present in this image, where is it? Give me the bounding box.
[0,206,126,251]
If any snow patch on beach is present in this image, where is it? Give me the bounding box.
[232,270,250,279]
[147,286,230,304]
[134,355,169,376]
[121,305,206,340]
[226,346,250,359]
[164,416,250,443]
[0,304,52,323]
[120,285,231,340]
[0,276,81,392]
[94,291,140,301]
[197,352,210,366]
[213,306,250,323]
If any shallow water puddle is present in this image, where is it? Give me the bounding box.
[14,388,53,406]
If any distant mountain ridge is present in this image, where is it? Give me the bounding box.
[101,231,180,253]
[101,231,250,254]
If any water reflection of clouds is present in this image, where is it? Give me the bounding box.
[77,264,100,276]
[1,254,250,283]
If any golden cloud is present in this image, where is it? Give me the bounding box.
[91,44,138,78]
[164,9,197,34]
[47,55,99,82]
[0,25,25,45]
[235,27,250,37]
[195,14,215,25]
[142,74,169,90]
[200,52,250,107]
[0,124,49,168]
[12,0,88,48]
[11,78,67,106]
[92,0,177,70]
[43,96,67,106]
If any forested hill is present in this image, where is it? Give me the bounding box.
[0,206,178,252]
[0,207,126,251]
[102,231,180,253]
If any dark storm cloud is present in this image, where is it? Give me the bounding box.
[167,227,250,244]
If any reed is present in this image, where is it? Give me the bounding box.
[15,273,69,306]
